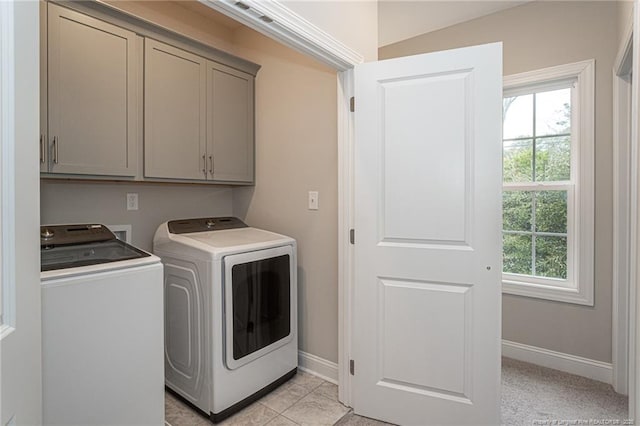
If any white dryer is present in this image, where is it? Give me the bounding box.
[153,217,297,422]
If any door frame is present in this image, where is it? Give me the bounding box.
[632,0,640,419]
[0,0,16,339]
[613,11,633,396]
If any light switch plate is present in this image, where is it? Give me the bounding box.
[308,191,319,210]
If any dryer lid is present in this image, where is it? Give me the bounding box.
[185,227,292,249]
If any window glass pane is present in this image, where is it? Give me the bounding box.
[502,83,574,286]
[535,235,567,279]
[535,88,571,136]
[503,191,532,232]
[503,94,533,139]
[503,139,533,183]
[503,234,532,275]
[535,135,571,181]
[535,191,567,234]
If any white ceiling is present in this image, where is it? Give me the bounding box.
[379,1,529,47]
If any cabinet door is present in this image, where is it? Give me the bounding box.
[145,39,207,180]
[207,63,254,183]
[47,3,138,176]
[40,1,48,172]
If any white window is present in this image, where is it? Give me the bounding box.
[502,60,594,306]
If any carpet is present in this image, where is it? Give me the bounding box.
[501,357,629,425]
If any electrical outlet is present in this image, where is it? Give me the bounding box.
[126,193,139,211]
[308,191,319,210]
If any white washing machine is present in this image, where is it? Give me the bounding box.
[40,224,164,426]
[153,217,297,422]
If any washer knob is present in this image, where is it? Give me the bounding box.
[41,228,55,240]
[206,219,215,229]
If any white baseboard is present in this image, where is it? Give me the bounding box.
[297,343,611,387]
[298,350,338,384]
[502,340,613,384]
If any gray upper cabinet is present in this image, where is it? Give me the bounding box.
[208,64,254,183]
[144,39,207,181]
[42,2,258,184]
[47,3,138,177]
[145,39,256,183]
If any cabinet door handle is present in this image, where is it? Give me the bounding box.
[52,137,59,164]
[209,155,213,175]
[39,135,45,164]
[202,154,207,176]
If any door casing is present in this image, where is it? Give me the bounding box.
[612,10,633,396]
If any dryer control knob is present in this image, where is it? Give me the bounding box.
[41,228,55,239]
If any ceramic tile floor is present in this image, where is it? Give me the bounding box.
[165,371,392,426]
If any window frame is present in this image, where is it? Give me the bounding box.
[502,60,595,306]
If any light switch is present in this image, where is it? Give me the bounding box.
[126,193,139,211]
[308,191,319,210]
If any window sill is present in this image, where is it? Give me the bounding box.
[502,279,594,306]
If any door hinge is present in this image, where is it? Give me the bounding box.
[349,229,355,244]
[350,97,355,112]
[350,359,355,375]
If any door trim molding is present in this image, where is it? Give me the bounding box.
[631,1,640,419]
[337,69,355,407]
[502,340,613,384]
[200,0,363,71]
[0,0,16,337]
[612,11,633,396]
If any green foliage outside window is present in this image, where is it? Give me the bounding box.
[502,89,571,280]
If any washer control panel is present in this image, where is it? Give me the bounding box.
[40,224,115,247]
[168,217,247,234]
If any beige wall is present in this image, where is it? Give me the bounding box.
[281,0,378,62]
[41,181,234,252]
[103,1,237,53]
[618,1,633,46]
[40,2,340,363]
[231,28,339,363]
[381,1,618,363]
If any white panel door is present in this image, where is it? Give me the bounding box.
[353,43,502,425]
